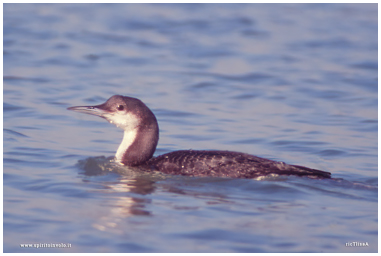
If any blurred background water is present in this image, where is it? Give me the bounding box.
[3,3,377,253]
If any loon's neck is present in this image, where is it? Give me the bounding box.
[115,118,159,166]
[115,129,137,164]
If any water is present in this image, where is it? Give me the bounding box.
[3,3,377,253]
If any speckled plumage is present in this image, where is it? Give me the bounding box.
[147,150,330,179]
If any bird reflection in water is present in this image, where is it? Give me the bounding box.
[77,156,161,233]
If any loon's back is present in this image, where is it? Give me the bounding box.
[147,150,331,179]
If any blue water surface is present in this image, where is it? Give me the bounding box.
[3,3,377,253]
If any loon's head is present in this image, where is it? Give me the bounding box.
[68,95,159,166]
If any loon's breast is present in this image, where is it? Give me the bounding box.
[147,150,331,179]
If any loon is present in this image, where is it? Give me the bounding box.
[68,95,331,179]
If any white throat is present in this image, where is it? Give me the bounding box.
[115,128,138,164]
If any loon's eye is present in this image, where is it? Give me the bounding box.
[117,105,125,111]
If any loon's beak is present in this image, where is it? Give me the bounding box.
[67,105,109,118]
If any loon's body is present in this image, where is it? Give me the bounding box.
[68,95,331,179]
